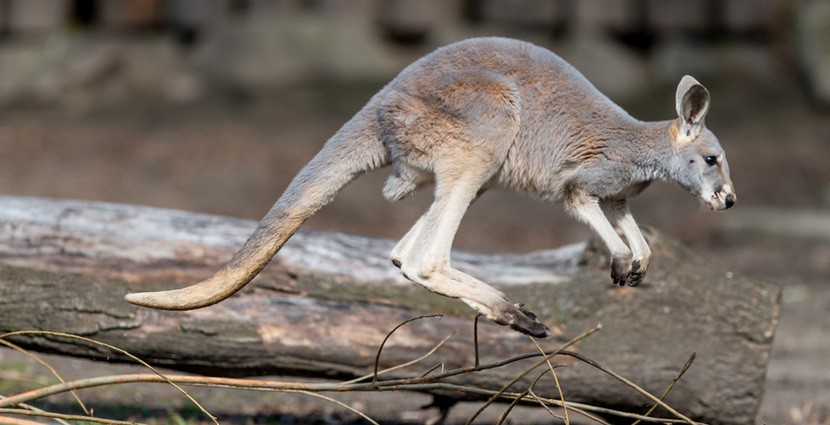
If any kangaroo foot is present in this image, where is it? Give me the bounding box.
[611,256,632,286]
[508,304,552,338]
[611,254,651,287]
[627,259,647,287]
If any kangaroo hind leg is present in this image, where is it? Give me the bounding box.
[385,69,546,335]
[394,169,551,338]
[601,200,651,286]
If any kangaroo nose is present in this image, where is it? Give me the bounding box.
[724,193,735,209]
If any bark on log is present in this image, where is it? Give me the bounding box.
[0,196,780,425]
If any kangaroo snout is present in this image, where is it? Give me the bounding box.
[711,184,736,210]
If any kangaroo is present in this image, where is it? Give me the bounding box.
[125,37,735,338]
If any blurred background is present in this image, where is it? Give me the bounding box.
[0,0,828,424]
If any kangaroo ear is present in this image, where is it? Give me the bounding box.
[674,75,710,144]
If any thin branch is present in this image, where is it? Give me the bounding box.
[0,408,142,425]
[0,339,90,416]
[496,388,529,425]
[372,314,443,383]
[0,331,217,425]
[557,350,699,425]
[394,383,694,424]
[526,387,612,425]
[515,371,564,424]
[0,322,701,425]
[474,314,482,367]
[526,370,568,423]
[464,324,602,425]
[284,391,379,425]
[0,415,45,425]
[528,390,562,420]
[632,352,697,425]
[342,330,453,385]
[429,323,602,387]
[0,373,694,423]
[0,396,71,425]
[529,336,570,425]
[419,363,444,378]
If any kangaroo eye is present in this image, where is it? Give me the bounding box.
[704,156,718,166]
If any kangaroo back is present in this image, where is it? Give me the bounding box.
[125,100,388,310]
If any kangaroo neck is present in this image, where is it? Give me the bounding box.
[615,119,676,181]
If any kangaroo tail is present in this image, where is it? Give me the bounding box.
[125,104,388,310]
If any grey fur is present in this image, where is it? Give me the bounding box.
[126,38,735,338]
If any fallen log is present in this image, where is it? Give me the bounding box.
[0,195,780,424]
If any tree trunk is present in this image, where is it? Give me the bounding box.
[0,196,780,425]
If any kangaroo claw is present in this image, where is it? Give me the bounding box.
[510,304,552,338]
[611,257,648,287]
[627,260,646,287]
[611,257,631,286]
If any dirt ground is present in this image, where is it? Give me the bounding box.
[0,66,828,423]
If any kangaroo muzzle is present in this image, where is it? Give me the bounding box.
[708,184,736,211]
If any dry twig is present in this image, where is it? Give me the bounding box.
[0,318,703,425]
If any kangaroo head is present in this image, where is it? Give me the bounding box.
[669,76,736,211]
